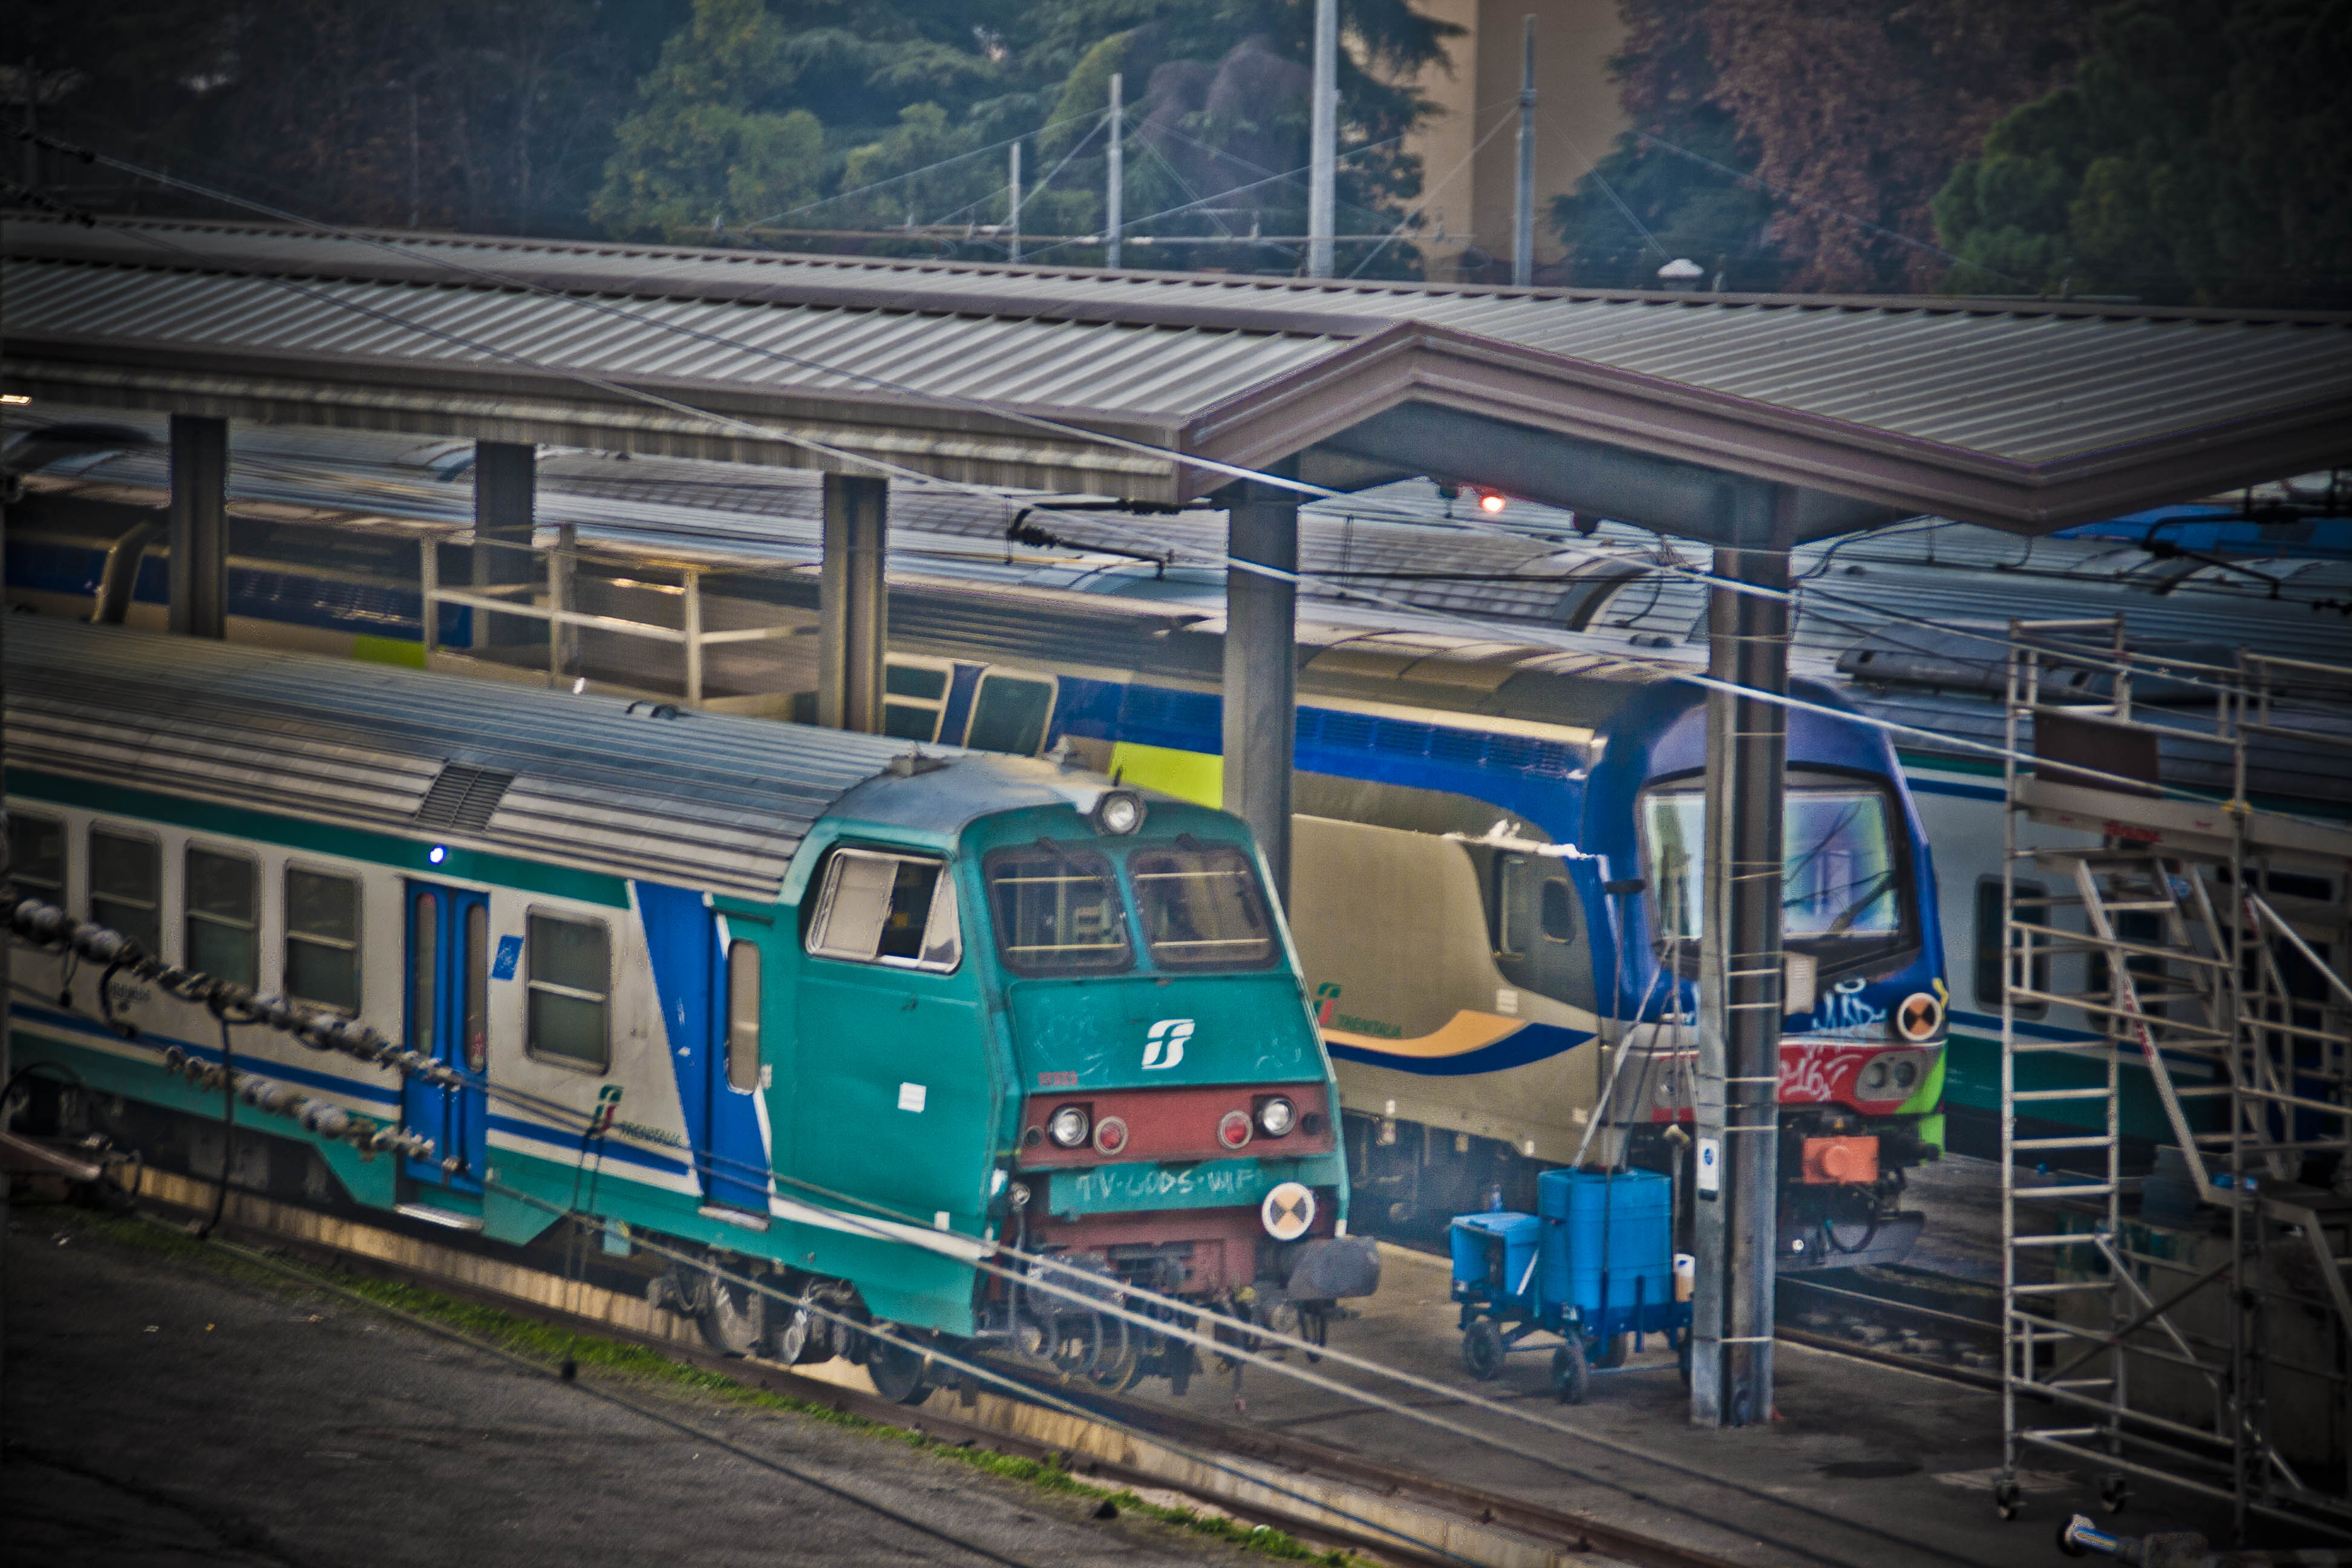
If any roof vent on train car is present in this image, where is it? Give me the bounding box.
[415,762,517,831]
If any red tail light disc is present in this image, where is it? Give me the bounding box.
[1218,1109,1254,1150]
[1093,1115,1130,1157]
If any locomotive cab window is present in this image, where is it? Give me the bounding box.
[527,913,610,1071]
[285,866,361,1011]
[1641,769,1913,976]
[985,846,1129,975]
[805,849,961,971]
[90,827,162,956]
[1129,843,1276,971]
[186,845,259,989]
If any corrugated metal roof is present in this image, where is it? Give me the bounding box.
[8,218,2350,529]
[4,617,923,898]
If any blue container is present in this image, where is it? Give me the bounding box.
[1536,1169,1673,1322]
[1451,1211,1543,1299]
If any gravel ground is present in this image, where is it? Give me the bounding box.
[1,1200,1275,1568]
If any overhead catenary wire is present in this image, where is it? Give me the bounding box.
[8,129,2327,814]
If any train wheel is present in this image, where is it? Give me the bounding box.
[775,1288,834,1366]
[1462,1320,1506,1381]
[867,1328,933,1405]
[1552,1341,1591,1405]
[693,1270,768,1359]
[1596,1332,1633,1370]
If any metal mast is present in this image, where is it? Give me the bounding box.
[1512,15,1537,287]
[1105,74,1123,270]
[1307,0,1338,279]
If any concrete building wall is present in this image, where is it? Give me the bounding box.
[1385,0,1630,281]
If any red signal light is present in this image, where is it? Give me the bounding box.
[1478,492,1507,514]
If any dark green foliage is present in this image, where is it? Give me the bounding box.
[1935,0,2352,307]
[1548,0,1782,292]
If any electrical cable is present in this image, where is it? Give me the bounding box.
[1538,113,1670,267]
[742,108,1107,230]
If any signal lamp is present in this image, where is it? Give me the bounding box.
[1093,789,1146,835]
[1478,492,1507,514]
[1256,1096,1296,1138]
[1093,1115,1130,1157]
[1047,1105,1091,1148]
[1218,1109,1254,1150]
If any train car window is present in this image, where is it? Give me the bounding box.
[526,913,610,1070]
[411,894,439,1058]
[965,671,1056,756]
[1493,857,1530,956]
[8,814,65,904]
[1639,794,1705,942]
[883,660,952,742]
[185,846,259,988]
[90,828,162,956]
[1129,844,1276,971]
[984,847,1130,975]
[1974,877,2049,1016]
[464,903,490,1073]
[284,867,361,1012]
[805,849,961,971]
[726,939,762,1091]
[1540,879,1578,942]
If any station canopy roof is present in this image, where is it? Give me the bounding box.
[7,217,2351,546]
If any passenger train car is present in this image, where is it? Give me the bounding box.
[4,619,1379,1396]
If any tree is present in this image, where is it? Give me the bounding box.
[1549,0,1780,291]
[593,0,826,238]
[1935,0,2352,307]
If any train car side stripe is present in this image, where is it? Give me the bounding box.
[1324,1013,1594,1077]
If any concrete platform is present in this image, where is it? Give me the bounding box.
[1,1202,1260,1568]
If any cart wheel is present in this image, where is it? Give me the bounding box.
[1993,1477,2023,1521]
[2098,1474,2129,1515]
[1462,1320,1507,1382]
[1552,1340,1591,1405]
[1596,1331,1633,1370]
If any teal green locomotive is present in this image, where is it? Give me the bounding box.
[4,619,1375,1396]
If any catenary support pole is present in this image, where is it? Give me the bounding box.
[1307,0,1338,279]
[1221,471,1300,905]
[472,440,537,650]
[166,414,229,638]
[1008,140,1023,264]
[1106,73,1124,270]
[819,472,888,734]
[1513,14,1537,287]
[1690,491,1794,1429]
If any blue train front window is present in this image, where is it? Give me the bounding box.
[985,847,1132,975]
[1640,770,1909,962]
[1129,843,1278,971]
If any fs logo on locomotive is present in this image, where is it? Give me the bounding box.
[1143,1018,1194,1070]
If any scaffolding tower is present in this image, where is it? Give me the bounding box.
[1999,617,2352,1540]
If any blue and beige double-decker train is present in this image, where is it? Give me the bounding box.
[5,619,1380,1395]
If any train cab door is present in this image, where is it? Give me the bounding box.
[1492,854,1602,1013]
[402,883,490,1200]
[638,883,771,1217]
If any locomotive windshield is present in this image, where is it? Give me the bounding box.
[1640,770,1909,965]
[985,846,1132,975]
[1129,843,1278,971]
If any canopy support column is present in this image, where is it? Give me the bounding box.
[1222,473,1299,906]
[167,414,228,638]
[472,440,537,650]
[820,473,887,734]
[1691,489,1794,1429]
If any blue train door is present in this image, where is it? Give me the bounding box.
[637,883,770,1217]
[403,882,490,1200]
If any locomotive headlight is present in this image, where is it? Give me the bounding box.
[1893,1059,1919,1091]
[1256,1096,1297,1138]
[1860,1059,1890,1092]
[1093,789,1146,836]
[1047,1105,1091,1148]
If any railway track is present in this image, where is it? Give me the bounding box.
[30,1158,2041,1568]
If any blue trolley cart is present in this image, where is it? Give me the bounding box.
[1449,1168,1689,1403]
